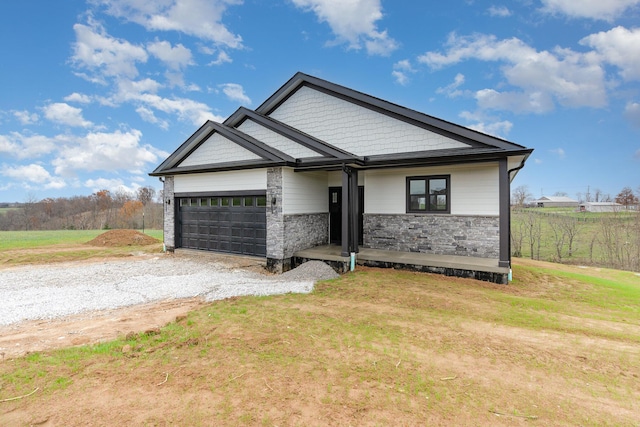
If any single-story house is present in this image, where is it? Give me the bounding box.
[150,72,533,284]
[533,196,579,208]
[579,202,623,212]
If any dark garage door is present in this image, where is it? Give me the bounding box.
[177,195,267,257]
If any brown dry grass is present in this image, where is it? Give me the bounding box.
[1,259,639,426]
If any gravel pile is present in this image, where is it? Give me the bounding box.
[0,256,339,326]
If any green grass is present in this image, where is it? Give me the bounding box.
[511,208,639,265]
[0,229,163,250]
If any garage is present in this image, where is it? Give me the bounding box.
[176,194,267,257]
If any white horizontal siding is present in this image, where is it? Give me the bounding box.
[179,132,261,167]
[269,86,468,156]
[282,169,328,214]
[364,163,499,215]
[174,169,267,193]
[237,118,320,159]
[327,170,364,187]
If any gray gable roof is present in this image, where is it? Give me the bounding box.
[151,72,532,176]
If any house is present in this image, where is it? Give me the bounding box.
[533,196,579,208]
[579,202,623,212]
[150,72,533,284]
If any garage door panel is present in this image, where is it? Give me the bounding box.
[177,196,266,257]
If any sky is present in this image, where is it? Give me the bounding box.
[1,0,639,203]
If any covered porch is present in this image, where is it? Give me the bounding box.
[293,245,510,284]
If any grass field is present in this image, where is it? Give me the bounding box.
[0,229,164,266]
[0,236,639,425]
[511,208,639,267]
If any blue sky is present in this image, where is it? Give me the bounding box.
[1,0,639,203]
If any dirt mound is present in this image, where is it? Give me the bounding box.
[86,229,161,247]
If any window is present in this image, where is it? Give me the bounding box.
[407,175,450,213]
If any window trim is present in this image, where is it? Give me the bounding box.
[406,175,451,214]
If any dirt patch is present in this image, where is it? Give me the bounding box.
[85,229,160,247]
[0,299,208,359]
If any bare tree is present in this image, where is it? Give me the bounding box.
[548,216,566,262]
[524,211,543,260]
[510,216,525,258]
[512,185,532,207]
[615,187,638,209]
[593,188,603,202]
[136,186,156,206]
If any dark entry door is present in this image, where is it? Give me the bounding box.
[328,187,364,245]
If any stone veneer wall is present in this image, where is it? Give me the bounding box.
[266,168,284,272]
[283,214,329,257]
[266,167,330,273]
[363,214,500,259]
[163,176,175,251]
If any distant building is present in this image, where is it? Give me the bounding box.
[579,202,623,212]
[533,196,579,208]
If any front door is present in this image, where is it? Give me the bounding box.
[329,186,364,245]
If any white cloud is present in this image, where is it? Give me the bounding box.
[458,110,513,137]
[540,0,640,21]
[580,26,640,81]
[43,103,93,128]
[0,164,66,189]
[0,132,57,159]
[219,83,251,104]
[208,50,233,66]
[51,129,165,176]
[624,101,640,128]
[13,110,39,125]
[85,177,140,195]
[418,33,607,113]
[72,20,148,80]
[136,93,225,125]
[475,89,555,113]
[487,6,511,17]
[392,59,415,85]
[136,106,169,129]
[467,120,513,137]
[95,0,243,48]
[550,147,566,159]
[64,93,92,104]
[147,39,194,70]
[291,0,398,56]
[437,73,466,98]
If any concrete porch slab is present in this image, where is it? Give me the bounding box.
[293,245,510,284]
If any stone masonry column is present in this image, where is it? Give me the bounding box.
[266,167,285,272]
[163,176,175,251]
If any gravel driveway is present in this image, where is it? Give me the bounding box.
[0,254,338,326]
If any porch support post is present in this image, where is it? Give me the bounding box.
[341,166,350,257]
[349,169,359,254]
[498,158,510,268]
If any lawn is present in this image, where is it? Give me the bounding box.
[0,229,164,266]
[511,208,639,269]
[0,246,638,425]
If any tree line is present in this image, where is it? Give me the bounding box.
[0,187,163,231]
